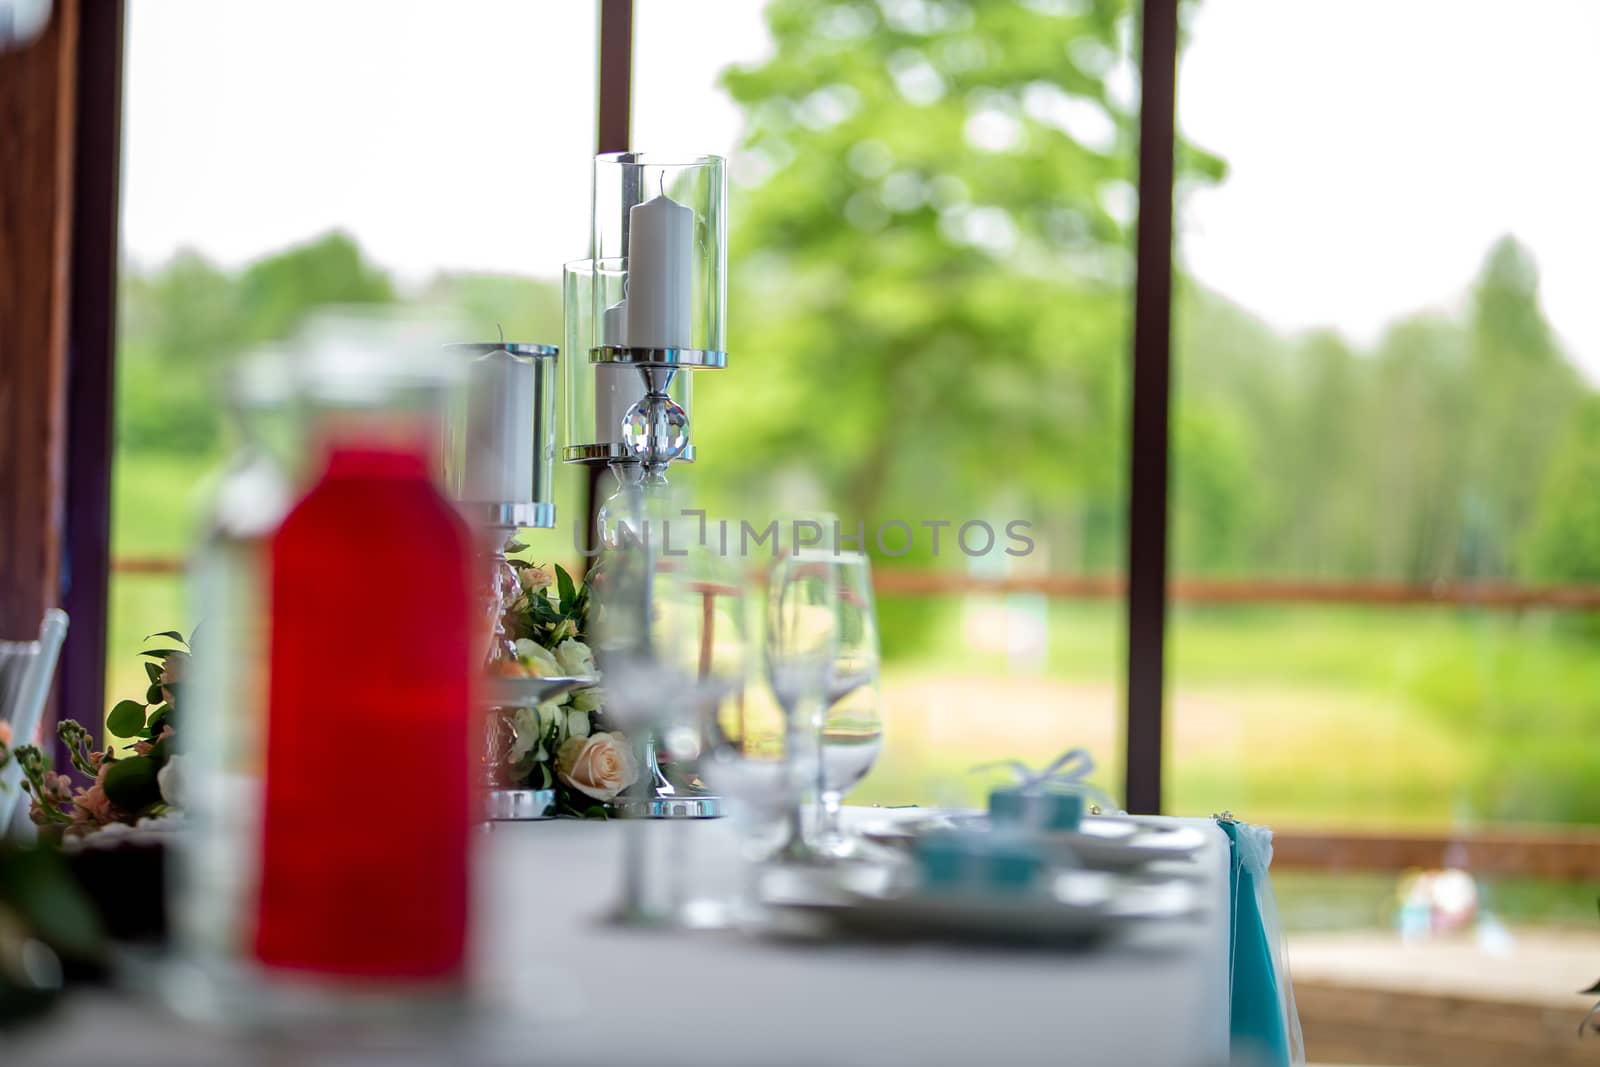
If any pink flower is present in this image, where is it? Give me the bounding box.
[0,721,12,747]
[29,772,76,826]
[69,774,118,828]
[132,725,173,757]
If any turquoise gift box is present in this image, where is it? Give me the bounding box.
[988,785,1084,832]
[915,831,1045,892]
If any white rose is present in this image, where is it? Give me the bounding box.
[513,640,563,677]
[571,686,603,713]
[509,707,543,763]
[555,732,638,802]
[519,566,552,591]
[157,754,185,807]
[536,701,565,734]
[566,709,591,739]
[554,639,595,679]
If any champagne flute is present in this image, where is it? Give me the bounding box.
[814,551,883,857]
[764,548,839,861]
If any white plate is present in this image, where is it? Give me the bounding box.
[858,813,1208,872]
[764,863,1200,947]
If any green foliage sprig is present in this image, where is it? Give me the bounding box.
[11,632,189,837]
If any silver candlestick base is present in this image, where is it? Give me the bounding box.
[484,788,557,821]
[611,795,723,818]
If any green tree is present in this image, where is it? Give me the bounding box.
[1522,395,1600,583]
[115,232,398,455]
[1460,236,1577,576]
[706,0,1222,573]
[236,230,395,345]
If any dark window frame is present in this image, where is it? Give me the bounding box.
[66,0,1179,811]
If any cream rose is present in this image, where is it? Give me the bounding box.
[519,566,552,591]
[554,639,595,678]
[513,640,562,677]
[555,732,637,802]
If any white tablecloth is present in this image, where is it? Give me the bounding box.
[16,811,1234,1067]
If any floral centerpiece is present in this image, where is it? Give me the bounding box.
[497,558,636,817]
[0,632,188,839]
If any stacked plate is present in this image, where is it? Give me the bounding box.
[762,813,1210,948]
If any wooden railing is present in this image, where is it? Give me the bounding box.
[113,556,1600,611]
[1272,825,1600,881]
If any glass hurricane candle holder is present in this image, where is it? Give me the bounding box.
[566,155,727,483]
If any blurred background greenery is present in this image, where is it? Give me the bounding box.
[105,0,1599,835]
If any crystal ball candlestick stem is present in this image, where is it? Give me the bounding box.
[621,366,690,484]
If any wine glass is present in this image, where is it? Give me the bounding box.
[764,548,839,860]
[813,551,883,857]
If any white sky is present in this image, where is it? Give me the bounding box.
[122,0,1600,375]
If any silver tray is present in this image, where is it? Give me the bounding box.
[481,675,594,708]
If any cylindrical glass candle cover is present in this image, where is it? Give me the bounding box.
[443,342,559,527]
[562,257,693,462]
[592,152,726,354]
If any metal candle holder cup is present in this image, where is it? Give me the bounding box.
[444,341,568,821]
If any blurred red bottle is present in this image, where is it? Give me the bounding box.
[253,438,473,981]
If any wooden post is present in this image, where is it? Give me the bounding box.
[59,0,126,732]
[0,0,79,639]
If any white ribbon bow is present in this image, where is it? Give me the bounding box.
[972,747,1121,814]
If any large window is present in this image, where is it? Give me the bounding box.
[1170,0,1600,1049]
[636,0,1155,806]
[110,0,597,706]
[1171,0,1600,830]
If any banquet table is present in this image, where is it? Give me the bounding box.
[14,810,1236,1067]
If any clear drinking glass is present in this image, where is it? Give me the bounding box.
[764,548,840,860]
[814,551,883,857]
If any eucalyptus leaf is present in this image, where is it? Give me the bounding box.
[145,630,184,643]
[140,648,185,660]
[106,700,147,739]
[145,683,164,705]
[101,756,161,811]
[556,565,577,612]
[144,661,163,685]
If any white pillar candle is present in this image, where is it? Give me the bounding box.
[595,298,643,444]
[463,348,535,503]
[625,194,694,349]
